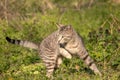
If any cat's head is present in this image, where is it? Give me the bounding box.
[56,23,74,47]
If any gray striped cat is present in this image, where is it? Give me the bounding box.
[6,24,102,77]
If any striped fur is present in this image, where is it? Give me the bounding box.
[6,37,38,49]
[6,29,71,78]
[57,24,102,76]
[6,24,102,78]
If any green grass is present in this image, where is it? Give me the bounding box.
[0,1,120,80]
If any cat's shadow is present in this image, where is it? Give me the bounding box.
[84,67,94,75]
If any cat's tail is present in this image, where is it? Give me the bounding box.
[6,37,38,50]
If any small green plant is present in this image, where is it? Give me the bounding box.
[0,1,120,80]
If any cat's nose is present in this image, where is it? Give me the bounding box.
[59,44,64,48]
[59,43,67,48]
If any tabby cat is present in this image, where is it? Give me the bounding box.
[6,24,102,77]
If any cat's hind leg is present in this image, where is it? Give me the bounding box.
[41,54,57,78]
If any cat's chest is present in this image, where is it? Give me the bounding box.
[65,43,79,54]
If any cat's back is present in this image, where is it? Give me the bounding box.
[39,31,58,51]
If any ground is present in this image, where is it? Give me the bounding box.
[0,0,120,80]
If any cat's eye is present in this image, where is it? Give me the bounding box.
[63,36,71,40]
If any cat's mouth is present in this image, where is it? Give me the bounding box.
[59,43,67,48]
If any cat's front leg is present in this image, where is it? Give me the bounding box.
[59,48,72,59]
[56,57,62,68]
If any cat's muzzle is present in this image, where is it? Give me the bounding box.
[59,43,67,48]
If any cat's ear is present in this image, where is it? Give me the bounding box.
[56,23,64,29]
[67,25,74,32]
[68,25,72,29]
[67,25,73,30]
